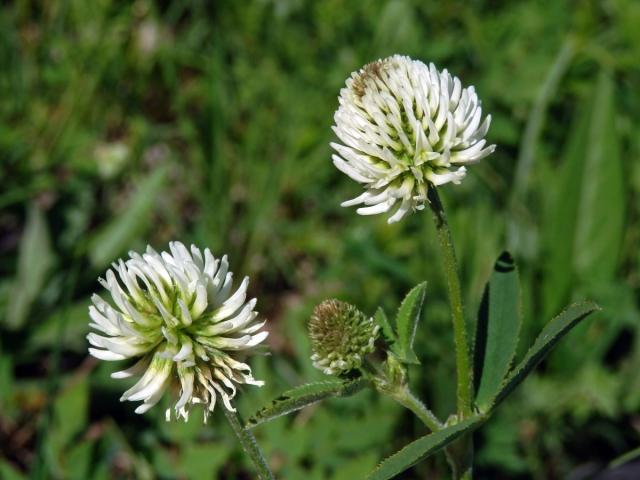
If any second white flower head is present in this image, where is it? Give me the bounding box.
[88,242,268,422]
[332,55,495,223]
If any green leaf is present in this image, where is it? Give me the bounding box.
[542,71,624,319]
[88,166,167,269]
[375,307,397,345]
[51,377,89,453]
[334,452,379,480]
[66,440,94,480]
[6,204,55,329]
[367,416,484,480]
[492,301,600,409]
[0,355,13,408]
[178,443,231,478]
[394,282,426,365]
[247,378,368,428]
[474,252,522,411]
[30,301,91,353]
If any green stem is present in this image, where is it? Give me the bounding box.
[386,384,443,433]
[385,382,468,477]
[224,408,275,480]
[427,186,474,479]
[427,187,473,417]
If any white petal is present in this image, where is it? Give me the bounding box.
[214,277,249,319]
[88,347,126,361]
[173,337,193,362]
[356,199,395,216]
[427,167,467,186]
[175,369,195,411]
[124,359,172,402]
[111,357,149,379]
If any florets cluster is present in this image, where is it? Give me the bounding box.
[309,299,379,376]
[88,242,267,422]
[332,55,495,223]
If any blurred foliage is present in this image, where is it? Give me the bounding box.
[1,0,639,478]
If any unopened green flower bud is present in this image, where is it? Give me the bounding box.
[308,299,379,376]
[384,353,407,387]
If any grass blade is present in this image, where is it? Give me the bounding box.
[541,70,624,319]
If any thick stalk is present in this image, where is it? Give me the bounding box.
[427,186,474,479]
[426,187,473,417]
[224,408,275,480]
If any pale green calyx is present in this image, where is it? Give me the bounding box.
[88,241,268,422]
[309,299,380,376]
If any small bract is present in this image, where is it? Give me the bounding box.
[88,241,268,422]
[332,55,495,223]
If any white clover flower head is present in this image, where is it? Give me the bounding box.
[88,241,268,422]
[332,55,496,223]
[308,299,379,376]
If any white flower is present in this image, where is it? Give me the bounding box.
[88,241,268,422]
[332,55,495,223]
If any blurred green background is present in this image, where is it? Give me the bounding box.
[1,0,639,478]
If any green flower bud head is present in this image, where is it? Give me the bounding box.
[308,299,380,376]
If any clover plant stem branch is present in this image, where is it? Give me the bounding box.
[387,385,443,433]
[224,408,275,480]
[363,359,442,432]
[427,186,473,417]
[382,380,463,477]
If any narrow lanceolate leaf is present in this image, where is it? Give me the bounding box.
[247,378,368,428]
[375,307,397,345]
[367,416,484,480]
[394,282,427,365]
[474,252,522,411]
[6,204,55,329]
[492,301,600,410]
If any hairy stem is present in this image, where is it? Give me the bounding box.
[427,187,473,416]
[427,186,474,479]
[387,384,443,433]
[224,408,275,480]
